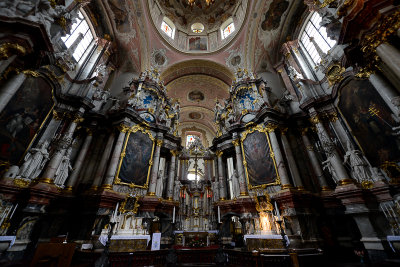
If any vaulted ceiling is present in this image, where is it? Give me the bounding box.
[88,0,306,141]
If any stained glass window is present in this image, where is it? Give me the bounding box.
[161,20,174,39]
[186,135,196,147]
[222,22,235,39]
[61,11,94,62]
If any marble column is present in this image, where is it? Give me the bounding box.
[91,132,116,189]
[65,130,93,190]
[280,129,304,190]
[310,114,351,185]
[327,112,350,147]
[166,150,178,200]
[376,43,400,83]
[266,124,292,189]
[369,73,400,117]
[301,128,330,190]
[102,124,129,188]
[41,114,83,183]
[0,72,26,113]
[148,134,163,196]
[232,133,248,196]
[216,151,227,200]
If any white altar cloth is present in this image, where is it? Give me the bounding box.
[173,230,218,234]
[99,235,151,246]
[0,236,16,248]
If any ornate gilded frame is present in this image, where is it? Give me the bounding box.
[119,194,140,214]
[115,124,155,189]
[240,124,281,190]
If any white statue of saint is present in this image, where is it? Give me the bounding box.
[155,170,164,197]
[212,181,220,202]
[343,141,371,183]
[322,157,340,184]
[173,180,181,201]
[54,147,73,186]
[18,141,49,179]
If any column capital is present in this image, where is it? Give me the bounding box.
[266,123,278,133]
[280,127,288,135]
[156,139,163,147]
[171,150,179,156]
[117,124,130,133]
[327,112,339,122]
[52,110,64,121]
[300,128,308,136]
[232,139,240,147]
[309,114,321,125]
[216,150,223,157]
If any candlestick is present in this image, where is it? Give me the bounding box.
[113,202,119,221]
[218,206,221,223]
[173,207,175,223]
[274,201,281,220]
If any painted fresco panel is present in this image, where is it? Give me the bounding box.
[188,36,207,51]
[243,131,277,187]
[0,76,53,165]
[119,131,153,186]
[338,79,400,166]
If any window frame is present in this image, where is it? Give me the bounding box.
[220,18,235,39]
[161,17,175,39]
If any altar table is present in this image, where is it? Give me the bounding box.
[99,235,151,252]
[243,234,287,250]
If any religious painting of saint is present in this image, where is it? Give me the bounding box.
[338,79,400,167]
[118,130,154,187]
[0,76,53,165]
[261,0,289,31]
[242,130,278,188]
[188,36,208,51]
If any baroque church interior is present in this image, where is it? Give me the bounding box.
[1,0,400,266]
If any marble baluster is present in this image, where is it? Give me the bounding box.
[280,129,304,190]
[65,130,93,190]
[91,132,116,189]
[267,124,292,189]
[102,124,129,189]
[0,72,26,113]
[301,128,330,191]
[232,133,248,196]
[216,151,227,200]
[148,134,163,196]
[166,150,178,200]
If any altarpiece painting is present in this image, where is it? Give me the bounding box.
[241,126,279,188]
[117,128,155,188]
[0,76,53,165]
[337,79,400,167]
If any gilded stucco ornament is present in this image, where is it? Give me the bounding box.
[326,63,345,87]
[0,43,27,60]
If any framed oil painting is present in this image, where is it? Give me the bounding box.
[0,76,54,165]
[241,125,279,189]
[116,126,155,188]
[337,79,400,167]
[188,36,208,51]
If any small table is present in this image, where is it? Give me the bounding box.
[99,235,151,252]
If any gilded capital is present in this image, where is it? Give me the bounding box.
[52,110,64,121]
[328,112,338,122]
[215,151,223,157]
[118,124,130,133]
[72,115,84,124]
[22,70,40,77]
[300,128,308,136]
[309,115,321,125]
[232,139,240,147]
[156,139,163,147]
[0,43,27,60]
[280,127,288,135]
[266,123,278,133]
[171,150,179,156]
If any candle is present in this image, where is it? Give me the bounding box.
[274,201,281,220]
[9,204,18,220]
[218,206,221,223]
[113,202,119,221]
[173,207,175,223]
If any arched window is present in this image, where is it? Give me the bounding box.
[300,12,336,65]
[161,17,175,39]
[221,18,235,39]
[61,11,94,62]
[186,134,197,147]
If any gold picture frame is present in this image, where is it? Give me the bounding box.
[240,124,281,190]
[115,124,155,189]
[119,195,140,214]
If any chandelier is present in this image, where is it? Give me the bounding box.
[188,0,216,7]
